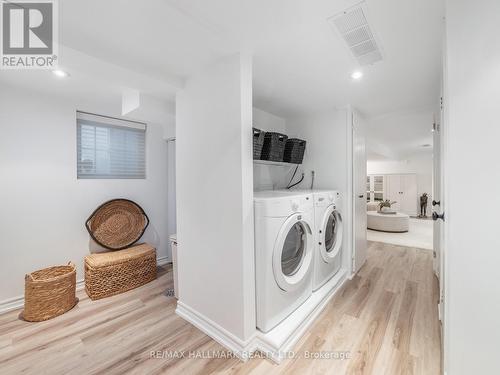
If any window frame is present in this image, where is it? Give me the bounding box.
[76,111,147,180]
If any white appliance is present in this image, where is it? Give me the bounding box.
[312,191,343,291]
[254,190,314,333]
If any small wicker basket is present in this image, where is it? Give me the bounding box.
[23,262,77,322]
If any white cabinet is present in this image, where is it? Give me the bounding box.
[366,175,385,203]
[386,174,417,216]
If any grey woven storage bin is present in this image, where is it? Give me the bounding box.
[283,138,306,164]
[253,128,265,159]
[261,132,288,162]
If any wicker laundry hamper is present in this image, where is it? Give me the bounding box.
[84,244,157,300]
[23,262,77,322]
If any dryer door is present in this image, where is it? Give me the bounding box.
[273,213,313,292]
[319,205,343,263]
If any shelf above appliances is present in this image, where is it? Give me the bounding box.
[253,160,299,167]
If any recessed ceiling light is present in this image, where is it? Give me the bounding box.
[52,69,69,78]
[351,70,363,80]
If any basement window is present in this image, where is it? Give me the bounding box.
[77,111,146,179]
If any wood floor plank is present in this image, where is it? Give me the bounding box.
[0,242,440,375]
[344,267,382,318]
[346,290,396,375]
[392,280,418,352]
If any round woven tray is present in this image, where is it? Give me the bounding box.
[86,199,149,250]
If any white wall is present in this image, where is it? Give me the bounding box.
[286,109,352,270]
[0,85,170,305]
[253,107,286,133]
[445,1,500,373]
[287,110,349,191]
[176,53,255,341]
[367,154,433,212]
[252,108,292,191]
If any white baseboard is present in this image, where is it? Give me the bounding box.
[0,257,170,315]
[157,256,170,267]
[0,279,85,315]
[254,269,347,363]
[175,301,256,361]
[175,270,348,364]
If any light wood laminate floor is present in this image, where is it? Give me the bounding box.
[0,241,441,374]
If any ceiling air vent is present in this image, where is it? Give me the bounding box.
[328,3,383,66]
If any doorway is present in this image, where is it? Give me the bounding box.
[365,160,434,249]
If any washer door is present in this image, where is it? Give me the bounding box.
[273,213,313,292]
[319,205,343,263]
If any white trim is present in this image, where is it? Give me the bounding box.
[346,108,355,276]
[0,279,85,315]
[175,269,347,364]
[76,111,146,130]
[157,256,170,267]
[0,257,170,315]
[253,269,347,363]
[175,301,257,361]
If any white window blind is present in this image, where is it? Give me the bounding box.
[77,111,146,179]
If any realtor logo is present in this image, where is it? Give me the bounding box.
[1,0,58,69]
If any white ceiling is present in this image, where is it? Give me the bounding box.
[0,0,444,150]
[58,0,443,117]
[365,109,435,160]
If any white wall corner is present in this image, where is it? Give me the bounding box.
[122,89,141,116]
[175,52,256,349]
[175,302,258,361]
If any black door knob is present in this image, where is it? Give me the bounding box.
[432,200,441,206]
[432,211,445,221]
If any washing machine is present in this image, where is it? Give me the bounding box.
[254,190,314,332]
[312,190,343,291]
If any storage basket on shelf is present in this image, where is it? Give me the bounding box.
[84,244,157,300]
[253,128,265,160]
[23,262,77,322]
[261,132,288,162]
[283,138,306,164]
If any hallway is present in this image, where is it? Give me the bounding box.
[0,241,441,375]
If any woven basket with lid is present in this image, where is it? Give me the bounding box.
[23,262,77,322]
[86,199,149,250]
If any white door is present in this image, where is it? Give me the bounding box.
[434,96,446,323]
[386,175,401,212]
[401,174,417,216]
[353,124,367,273]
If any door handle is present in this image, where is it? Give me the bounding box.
[432,211,445,221]
[432,200,441,206]
[358,194,364,198]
